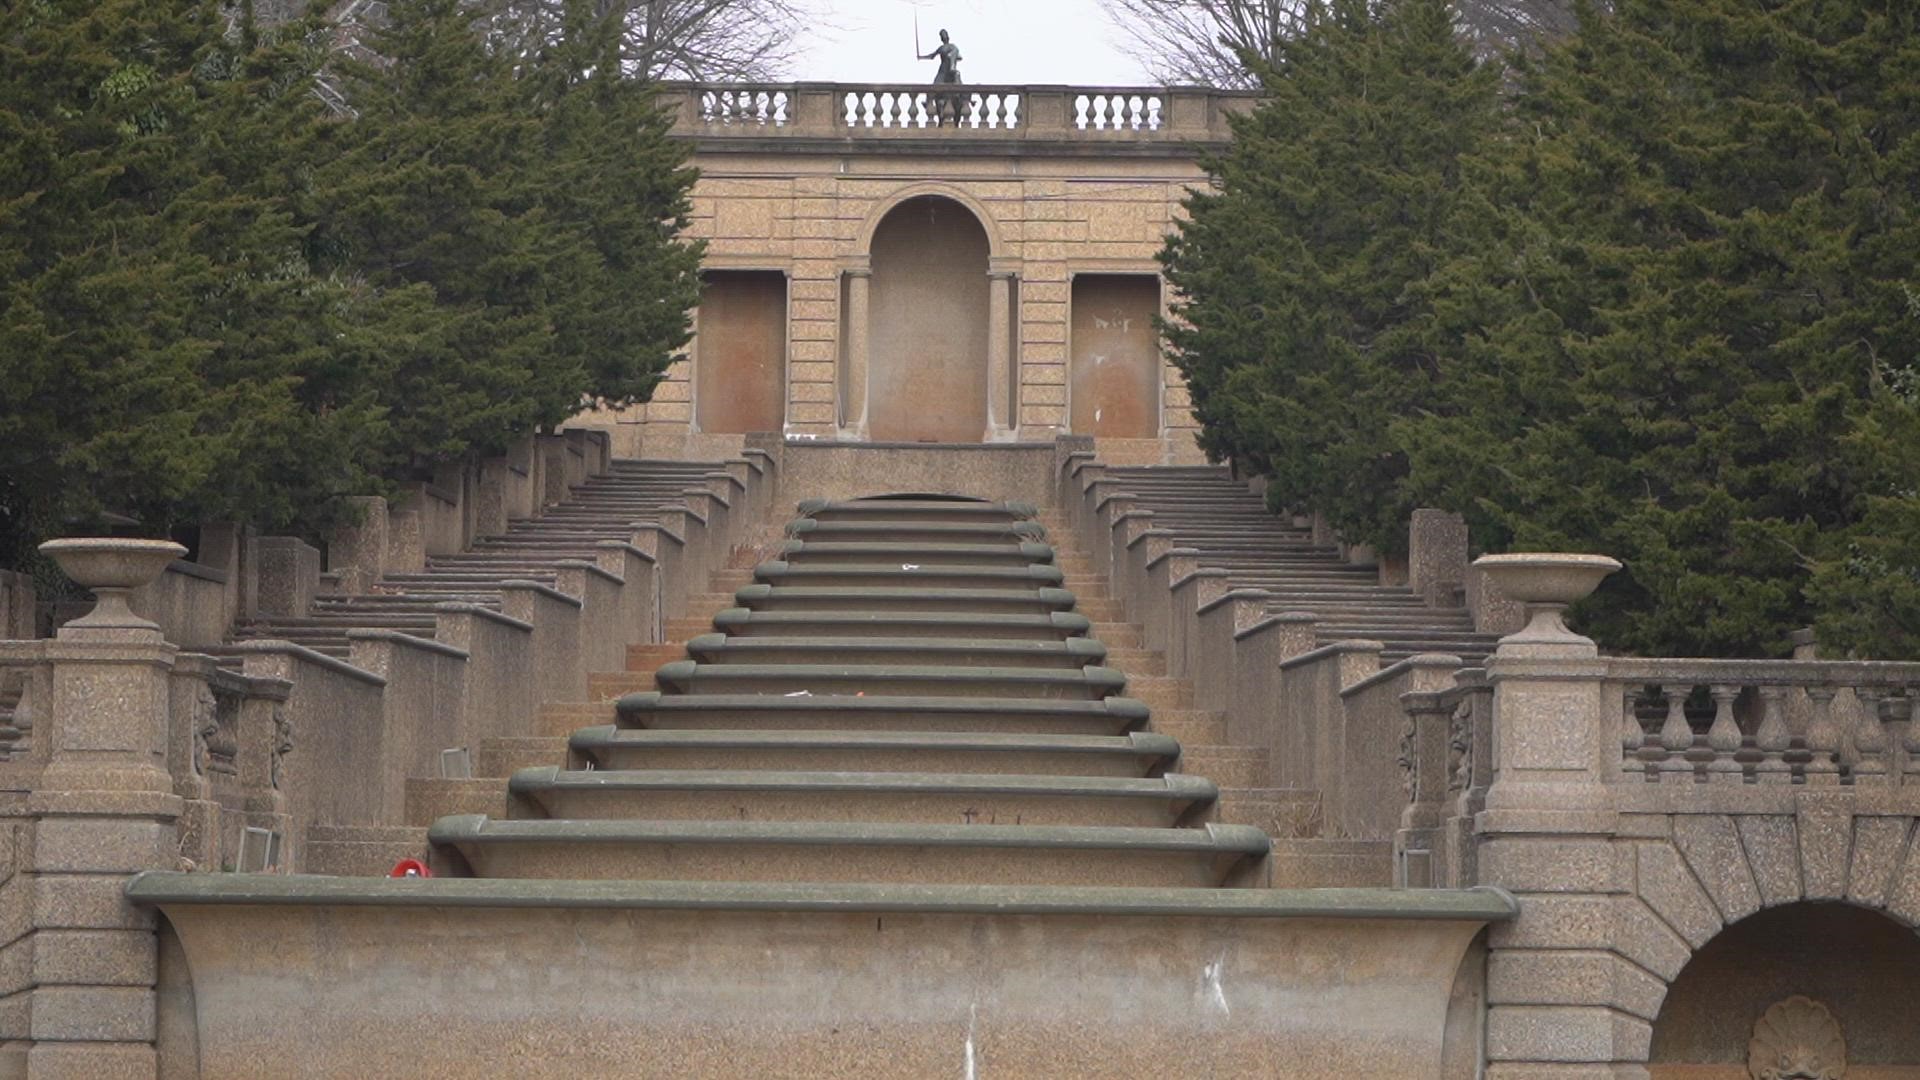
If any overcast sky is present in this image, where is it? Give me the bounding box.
[792,0,1155,86]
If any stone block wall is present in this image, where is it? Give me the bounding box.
[580,152,1210,464]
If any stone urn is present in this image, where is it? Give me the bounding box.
[1472,552,1620,653]
[38,537,186,631]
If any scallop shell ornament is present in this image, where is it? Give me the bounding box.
[1747,995,1847,1080]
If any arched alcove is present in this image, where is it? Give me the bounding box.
[867,195,991,443]
[1649,902,1920,1077]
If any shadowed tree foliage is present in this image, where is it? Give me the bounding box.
[0,0,699,567]
[1164,0,1920,658]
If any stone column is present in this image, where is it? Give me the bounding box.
[30,540,188,1080]
[986,270,1016,441]
[1469,555,1647,1077]
[842,267,871,439]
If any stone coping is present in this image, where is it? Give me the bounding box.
[126,872,1518,920]
[432,601,534,634]
[1276,639,1387,674]
[228,639,387,686]
[498,579,585,610]
[553,558,623,586]
[343,628,471,661]
[164,558,230,584]
[593,539,656,565]
[1339,653,1465,699]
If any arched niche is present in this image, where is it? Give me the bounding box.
[867,195,991,443]
[1649,902,1920,1078]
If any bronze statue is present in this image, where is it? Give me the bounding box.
[920,28,965,126]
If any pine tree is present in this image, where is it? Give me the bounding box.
[1160,0,1502,554]
[1399,0,1920,656]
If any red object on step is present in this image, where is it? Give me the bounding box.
[389,858,432,878]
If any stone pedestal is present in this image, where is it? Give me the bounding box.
[25,540,191,1079]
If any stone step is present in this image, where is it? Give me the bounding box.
[302,824,429,876]
[1088,622,1143,648]
[429,815,1268,888]
[625,643,691,670]
[1214,788,1323,838]
[1263,838,1394,889]
[1145,709,1228,746]
[534,701,618,737]
[683,633,1107,671]
[405,777,511,826]
[1176,745,1270,788]
[477,736,570,777]
[781,539,1053,566]
[651,660,1126,701]
[753,560,1065,591]
[567,726,1181,777]
[709,608,1092,643]
[795,499,1037,524]
[506,767,1217,828]
[735,584,1078,617]
[1110,675,1193,710]
[589,671,659,700]
[785,519,1046,545]
[615,691,1152,737]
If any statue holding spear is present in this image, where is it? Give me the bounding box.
[916,15,964,126]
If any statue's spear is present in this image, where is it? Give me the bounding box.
[913,9,922,58]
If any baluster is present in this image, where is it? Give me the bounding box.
[1705,684,1744,782]
[1620,684,1648,781]
[988,94,1004,128]
[1097,94,1114,129]
[1147,96,1163,130]
[1754,685,1792,783]
[1007,93,1022,129]
[1072,94,1088,130]
[1658,684,1696,782]
[1853,685,1891,783]
[0,671,28,759]
[773,91,788,126]
[1804,684,1842,784]
[1129,95,1145,129]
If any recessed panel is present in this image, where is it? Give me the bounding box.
[695,271,787,434]
[1069,275,1161,438]
[869,196,991,443]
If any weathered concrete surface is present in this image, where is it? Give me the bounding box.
[138,877,1505,1079]
[779,442,1056,507]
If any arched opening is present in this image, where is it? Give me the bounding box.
[1649,902,1920,1077]
[867,195,991,443]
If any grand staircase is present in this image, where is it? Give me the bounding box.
[1102,465,1498,663]
[423,495,1279,890]
[226,459,726,660]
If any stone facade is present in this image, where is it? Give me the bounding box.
[575,84,1255,464]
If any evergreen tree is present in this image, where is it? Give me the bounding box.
[1400,0,1920,656]
[1161,0,1501,553]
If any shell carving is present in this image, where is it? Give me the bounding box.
[1748,995,1847,1080]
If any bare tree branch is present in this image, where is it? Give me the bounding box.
[1098,0,1583,87]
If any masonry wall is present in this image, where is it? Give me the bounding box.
[580,149,1207,464]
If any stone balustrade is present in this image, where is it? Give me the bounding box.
[0,641,49,761]
[1611,658,1920,787]
[670,82,1254,143]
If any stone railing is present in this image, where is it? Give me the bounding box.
[672,82,1255,143]
[1612,658,1920,787]
[0,641,49,762]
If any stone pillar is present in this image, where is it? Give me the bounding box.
[325,496,388,595]
[1408,508,1468,608]
[986,270,1016,441]
[29,540,188,1080]
[1470,555,1644,1076]
[842,267,871,439]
